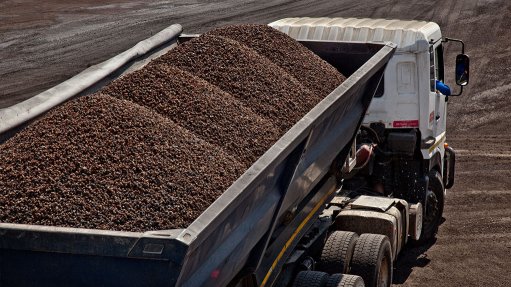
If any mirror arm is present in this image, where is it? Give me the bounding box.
[443,37,465,54]
[449,85,463,98]
[444,37,469,90]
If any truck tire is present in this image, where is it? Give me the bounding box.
[293,271,329,287]
[350,234,392,287]
[317,231,359,274]
[419,170,444,243]
[326,274,365,287]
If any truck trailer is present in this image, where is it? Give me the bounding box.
[0,18,469,287]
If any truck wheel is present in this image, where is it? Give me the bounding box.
[420,170,444,243]
[350,234,392,287]
[326,274,365,287]
[317,231,359,274]
[293,271,329,287]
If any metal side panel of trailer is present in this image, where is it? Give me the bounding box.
[0,23,396,287]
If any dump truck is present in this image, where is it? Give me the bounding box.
[0,17,469,287]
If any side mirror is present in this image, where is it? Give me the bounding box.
[455,54,469,86]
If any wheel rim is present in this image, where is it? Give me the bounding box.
[378,256,390,287]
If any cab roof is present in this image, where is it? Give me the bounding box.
[269,17,442,52]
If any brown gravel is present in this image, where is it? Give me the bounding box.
[0,25,345,232]
[153,34,325,132]
[206,24,346,97]
[102,63,280,168]
[0,94,244,232]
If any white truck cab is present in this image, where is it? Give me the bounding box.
[270,17,469,242]
[271,17,456,160]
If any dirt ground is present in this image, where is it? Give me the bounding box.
[1,0,510,286]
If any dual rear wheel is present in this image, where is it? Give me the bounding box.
[293,232,392,287]
[293,271,364,287]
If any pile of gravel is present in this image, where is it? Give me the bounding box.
[103,64,280,168]
[0,25,346,232]
[207,24,346,97]
[0,95,244,232]
[153,34,323,132]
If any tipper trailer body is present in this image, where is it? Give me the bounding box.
[0,17,468,287]
[0,24,394,287]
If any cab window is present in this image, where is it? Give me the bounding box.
[430,43,445,91]
[435,44,445,82]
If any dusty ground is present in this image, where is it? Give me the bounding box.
[392,134,511,287]
[1,0,510,286]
